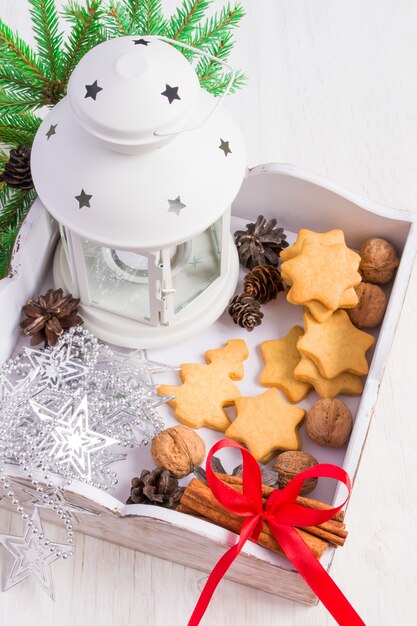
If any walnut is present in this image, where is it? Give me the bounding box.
[359,237,399,284]
[307,399,353,448]
[272,451,318,495]
[348,282,387,328]
[151,425,205,478]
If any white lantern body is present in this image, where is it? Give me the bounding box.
[31,36,246,347]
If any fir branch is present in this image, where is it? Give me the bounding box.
[0,186,27,230]
[199,68,246,96]
[0,19,49,86]
[0,87,45,114]
[0,112,42,147]
[139,0,167,35]
[123,0,142,30]
[0,66,46,105]
[60,0,105,86]
[0,187,37,278]
[167,0,211,42]
[28,0,64,79]
[105,2,131,36]
[190,2,244,50]
[196,33,233,80]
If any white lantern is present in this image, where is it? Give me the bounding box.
[31,36,246,348]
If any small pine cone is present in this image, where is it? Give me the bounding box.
[234,215,288,269]
[243,265,284,304]
[227,293,264,331]
[20,288,83,347]
[0,146,34,190]
[126,468,185,510]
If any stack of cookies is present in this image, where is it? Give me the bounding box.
[280,229,362,322]
[260,229,375,400]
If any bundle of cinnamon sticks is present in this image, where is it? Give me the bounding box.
[177,474,348,560]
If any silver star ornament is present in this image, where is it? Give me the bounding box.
[0,507,72,599]
[30,396,118,482]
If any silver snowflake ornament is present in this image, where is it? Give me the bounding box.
[25,342,89,390]
[30,396,118,482]
[0,507,72,599]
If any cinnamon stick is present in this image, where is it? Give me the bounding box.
[179,479,330,559]
[216,476,348,545]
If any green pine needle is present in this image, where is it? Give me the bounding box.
[200,68,246,96]
[0,19,49,87]
[137,0,167,35]
[0,187,37,278]
[105,1,132,36]
[61,0,106,85]
[190,2,244,50]
[0,87,45,113]
[0,112,42,147]
[167,0,212,42]
[196,32,233,79]
[28,0,64,80]
[122,0,142,30]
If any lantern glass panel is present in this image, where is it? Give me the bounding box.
[81,240,152,322]
[172,217,222,313]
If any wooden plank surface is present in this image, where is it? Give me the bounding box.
[1,1,417,625]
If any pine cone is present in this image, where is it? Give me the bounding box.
[20,288,83,347]
[0,146,34,190]
[234,215,288,269]
[243,265,285,304]
[227,293,264,331]
[126,468,185,510]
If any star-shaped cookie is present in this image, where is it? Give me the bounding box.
[294,354,363,397]
[287,290,359,323]
[225,388,306,464]
[297,310,375,378]
[282,240,361,310]
[157,340,248,432]
[260,326,311,402]
[280,229,346,262]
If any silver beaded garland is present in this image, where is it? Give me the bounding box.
[0,327,173,597]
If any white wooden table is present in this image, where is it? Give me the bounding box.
[1,1,417,624]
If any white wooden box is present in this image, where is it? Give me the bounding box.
[1,163,416,605]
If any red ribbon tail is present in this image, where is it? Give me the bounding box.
[187,516,260,626]
[270,524,366,626]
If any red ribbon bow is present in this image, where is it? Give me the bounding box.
[188,439,365,626]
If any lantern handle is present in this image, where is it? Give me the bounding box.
[153,36,236,137]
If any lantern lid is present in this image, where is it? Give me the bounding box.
[31,90,246,251]
[68,36,200,147]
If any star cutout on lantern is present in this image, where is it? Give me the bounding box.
[168,196,186,216]
[133,38,150,45]
[0,507,71,599]
[84,80,103,100]
[30,396,118,482]
[219,139,232,157]
[225,388,306,464]
[8,479,100,525]
[46,124,57,140]
[161,84,180,104]
[75,189,92,209]
[25,343,89,390]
